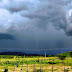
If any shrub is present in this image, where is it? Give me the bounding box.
[36,58,39,62]
[70,52,72,57]
[58,55,66,60]
[4,68,8,72]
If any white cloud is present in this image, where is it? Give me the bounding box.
[0,0,40,12]
[0,8,31,33]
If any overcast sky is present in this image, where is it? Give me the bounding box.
[0,0,72,54]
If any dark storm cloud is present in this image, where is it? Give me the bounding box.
[0,0,72,54]
[25,5,67,30]
[0,33,15,40]
[0,0,72,36]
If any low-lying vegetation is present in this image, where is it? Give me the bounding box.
[0,51,71,72]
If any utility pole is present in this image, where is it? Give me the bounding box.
[24,55,25,58]
[45,52,46,58]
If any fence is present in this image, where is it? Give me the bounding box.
[0,48,72,72]
[0,57,72,72]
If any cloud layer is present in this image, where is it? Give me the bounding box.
[0,0,72,35]
[0,0,72,54]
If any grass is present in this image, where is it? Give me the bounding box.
[0,55,72,72]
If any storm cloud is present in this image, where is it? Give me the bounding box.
[0,33,15,40]
[0,0,72,54]
[0,0,72,35]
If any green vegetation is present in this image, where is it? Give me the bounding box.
[58,55,66,60]
[70,51,72,57]
[56,51,72,57]
[0,51,71,72]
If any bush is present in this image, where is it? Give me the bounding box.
[70,52,72,57]
[36,58,39,62]
[4,68,8,72]
[58,55,66,60]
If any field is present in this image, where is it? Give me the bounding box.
[0,55,72,72]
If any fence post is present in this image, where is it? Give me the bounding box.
[13,61,15,72]
[33,64,36,72]
[41,58,43,63]
[64,63,65,72]
[4,61,8,72]
[22,61,23,67]
[40,61,42,72]
[45,52,46,58]
[13,66,15,72]
[27,59,28,72]
[5,61,6,69]
[49,59,50,62]
[58,59,59,63]
[67,61,68,65]
[21,61,23,71]
[52,59,53,72]
[62,60,64,64]
[24,55,25,58]
[35,58,36,63]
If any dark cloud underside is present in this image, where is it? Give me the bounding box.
[0,33,15,40]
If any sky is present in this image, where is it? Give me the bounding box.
[0,0,72,55]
